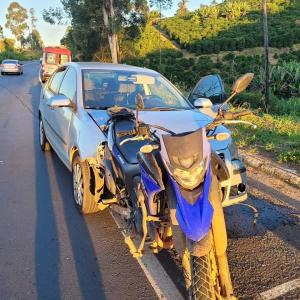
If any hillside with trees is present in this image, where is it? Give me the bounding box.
[158,0,300,54]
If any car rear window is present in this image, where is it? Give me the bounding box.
[46,53,57,65]
[3,60,17,64]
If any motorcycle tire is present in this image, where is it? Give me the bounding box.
[189,254,215,300]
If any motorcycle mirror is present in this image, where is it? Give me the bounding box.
[218,73,254,113]
[135,93,144,128]
[231,73,254,94]
[136,94,144,110]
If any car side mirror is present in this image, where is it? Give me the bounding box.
[47,94,73,108]
[194,98,213,108]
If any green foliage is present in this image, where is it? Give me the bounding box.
[44,0,148,60]
[269,61,300,97]
[0,49,42,61]
[133,23,175,57]
[3,38,16,50]
[5,2,29,44]
[158,0,300,54]
[232,113,300,164]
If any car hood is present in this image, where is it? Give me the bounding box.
[87,109,231,150]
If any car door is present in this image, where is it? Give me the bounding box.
[51,66,77,163]
[188,74,226,107]
[42,67,67,158]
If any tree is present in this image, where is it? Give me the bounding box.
[4,38,16,50]
[29,8,38,49]
[29,8,38,30]
[27,29,44,50]
[43,1,148,62]
[0,26,4,40]
[5,2,28,47]
[149,0,173,64]
[176,0,189,16]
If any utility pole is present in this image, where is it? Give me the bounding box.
[263,0,270,113]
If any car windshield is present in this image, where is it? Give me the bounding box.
[82,69,191,110]
[3,60,17,64]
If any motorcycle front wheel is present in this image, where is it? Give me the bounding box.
[189,254,215,300]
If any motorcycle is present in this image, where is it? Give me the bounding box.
[96,73,255,299]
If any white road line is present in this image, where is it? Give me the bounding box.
[110,211,184,300]
[259,278,300,299]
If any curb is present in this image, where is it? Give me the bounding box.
[239,151,300,189]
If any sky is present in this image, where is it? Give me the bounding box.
[0,0,215,46]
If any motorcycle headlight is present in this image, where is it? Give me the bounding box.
[172,159,207,190]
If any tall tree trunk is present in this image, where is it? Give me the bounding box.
[263,0,269,113]
[102,0,119,64]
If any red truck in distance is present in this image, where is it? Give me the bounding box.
[40,46,72,83]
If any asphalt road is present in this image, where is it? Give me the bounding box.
[0,61,299,300]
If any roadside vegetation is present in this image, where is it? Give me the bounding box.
[158,0,300,55]
[231,113,300,165]
[0,3,43,61]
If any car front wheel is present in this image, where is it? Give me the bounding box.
[39,117,51,151]
[72,155,100,214]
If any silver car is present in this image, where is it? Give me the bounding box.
[1,59,23,75]
[38,62,247,213]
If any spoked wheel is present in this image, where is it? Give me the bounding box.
[72,155,100,214]
[39,117,51,151]
[73,161,84,208]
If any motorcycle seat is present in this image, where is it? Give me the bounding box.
[114,119,149,165]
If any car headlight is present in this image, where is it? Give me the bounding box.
[172,159,207,190]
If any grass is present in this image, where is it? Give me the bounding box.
[231,113,300,164]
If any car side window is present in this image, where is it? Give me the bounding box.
[48,68,66,94]
[59,67,77,102]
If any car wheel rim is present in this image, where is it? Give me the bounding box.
[73,163,83,207]
[39,119,44,146]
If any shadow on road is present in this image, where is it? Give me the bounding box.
[31,82,106,299]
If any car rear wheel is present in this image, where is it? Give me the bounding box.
[72,155,100,214]
[39,117,51,151]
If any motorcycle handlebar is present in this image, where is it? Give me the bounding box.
[221,110,252,120]
[232,109,253,119]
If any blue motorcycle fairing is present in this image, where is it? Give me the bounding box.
[140,164,163,215]
[170,166,214,242]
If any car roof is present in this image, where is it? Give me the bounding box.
[3,59,18,62]
[68,62,159,75]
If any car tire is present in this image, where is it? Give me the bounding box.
[39,117,51,151]
[1,72,4,75]
[72,155,99,214]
